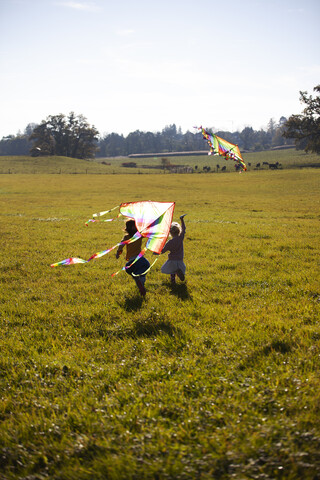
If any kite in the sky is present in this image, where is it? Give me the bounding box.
[51,201,175,277]
[196,126,247,171]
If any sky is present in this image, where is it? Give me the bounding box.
[0,0,319,139]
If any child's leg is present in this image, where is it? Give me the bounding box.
[134,276,146,296]
[170,274,176,284]
[176,269,185,281]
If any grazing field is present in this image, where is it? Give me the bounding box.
[1,170,320,479]
[0,149,319,174]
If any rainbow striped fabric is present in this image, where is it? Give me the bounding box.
[51,201,175,275]
[198,127,247,171]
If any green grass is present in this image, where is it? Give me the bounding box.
[0,149,319,174]
[0,170,320,479]
[0,155,115,175]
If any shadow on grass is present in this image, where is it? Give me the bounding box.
[104,316,183,340]
[167,282,192,301]
[123,293,145,312]
[238,339,293,370]
[133,317,181,338]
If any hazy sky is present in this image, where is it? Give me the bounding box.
[0,0,319,139]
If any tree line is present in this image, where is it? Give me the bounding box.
[96,119,291,157]
[0,85,319,158]
[0,117,291,158]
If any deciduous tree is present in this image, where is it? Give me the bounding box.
[283,85,320,154]
[29,112,99,159]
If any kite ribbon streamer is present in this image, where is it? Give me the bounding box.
[111,247,147,277]
[85,205,121,226]
[131,255,158,277]
[51,201,175,277]
[51,231,142,267]
[111,248,159,278]
[50,257,87,267]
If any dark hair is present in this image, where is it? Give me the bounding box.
[125,219,137,237]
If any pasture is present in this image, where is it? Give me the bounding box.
[0,148,319,174]
[1,169,320,479]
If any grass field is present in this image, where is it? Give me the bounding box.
[0,148,319,175]
[1,169,320,479]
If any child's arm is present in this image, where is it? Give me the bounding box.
[116,236,126,258]
[180,214,186,235]
[161,242,169,254]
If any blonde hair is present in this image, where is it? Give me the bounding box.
[170,222,181,237]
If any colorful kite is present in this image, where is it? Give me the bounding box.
[51,201,175,276]
[196,126,247,171]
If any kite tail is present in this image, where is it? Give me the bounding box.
[50,257,87,267]
[50,248,117,268]
[86,243,119,262]
[85,205,121,226]
[131,255,158,277]
[50,243,121,267]
[111,248,158,278]
[111,247,147,277]
[51,232,143,268]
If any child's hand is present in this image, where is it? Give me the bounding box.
[180,214,187,219]
[116,251,121,259]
